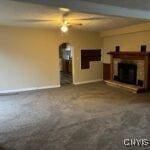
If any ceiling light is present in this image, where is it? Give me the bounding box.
[59,7,70,12]
[61,24,68,33]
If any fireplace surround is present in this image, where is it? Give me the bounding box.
[107,51,150,92]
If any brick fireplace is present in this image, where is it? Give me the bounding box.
[113,59,144,86]
[106,51,150,93]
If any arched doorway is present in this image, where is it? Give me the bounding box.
[59,43,73,86]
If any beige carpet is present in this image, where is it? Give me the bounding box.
[0,82,150,150]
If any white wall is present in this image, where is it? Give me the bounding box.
[101,22,150,63]
[0,26,102,91]
[59,30,103,84]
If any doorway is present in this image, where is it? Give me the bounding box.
[59,43,73,86]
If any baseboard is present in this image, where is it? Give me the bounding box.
[74,79,103,85]
[0,85,60,95]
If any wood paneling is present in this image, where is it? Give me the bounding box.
[148,59,150,89]
[103,63,111,80]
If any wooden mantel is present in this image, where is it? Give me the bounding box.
[107,51,150,90]
[107,51,150,60]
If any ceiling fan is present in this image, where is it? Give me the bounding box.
[16,9,109,33]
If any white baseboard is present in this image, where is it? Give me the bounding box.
[0,79,103,94]
[0,85,60,94]
[74,79,103,85]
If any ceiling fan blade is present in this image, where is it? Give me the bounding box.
[73,23,83,26]
[14,19,56,22]
[67,22,83,26]
[71,17,107,21]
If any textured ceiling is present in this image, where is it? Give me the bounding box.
[0,0,147,31]
[83,0,150,11]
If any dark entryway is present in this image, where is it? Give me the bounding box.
[59,43,73,86]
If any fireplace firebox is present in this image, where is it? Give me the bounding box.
[118,63,137,85]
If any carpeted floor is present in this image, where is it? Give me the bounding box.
[0,82,150,150]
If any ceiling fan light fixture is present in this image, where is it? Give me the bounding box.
[59,7,70,12]
[61,24,68,33]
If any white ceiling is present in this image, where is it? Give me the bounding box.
[0,0,147,31]
[84,0,150,11]
[12,0,150,19]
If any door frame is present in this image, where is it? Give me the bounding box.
[58,43,75,85]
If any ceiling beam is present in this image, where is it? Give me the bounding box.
[12,0,150,20]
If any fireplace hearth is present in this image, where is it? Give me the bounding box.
[118,63,137,85]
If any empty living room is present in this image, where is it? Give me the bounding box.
[0,0,150,150]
